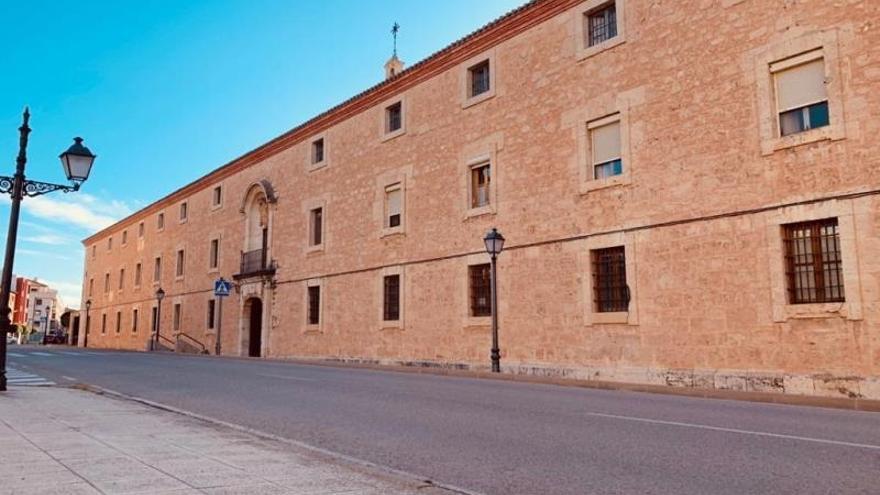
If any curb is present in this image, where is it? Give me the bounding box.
[72,383,482,495]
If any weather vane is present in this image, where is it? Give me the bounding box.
[392,22,400,57]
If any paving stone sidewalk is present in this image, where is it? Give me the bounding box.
[0,386,445,495]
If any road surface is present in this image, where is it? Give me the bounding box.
[6,345,880,495]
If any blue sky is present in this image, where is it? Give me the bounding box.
[0,0,522,307]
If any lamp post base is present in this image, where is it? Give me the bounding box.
[491,348,501,373]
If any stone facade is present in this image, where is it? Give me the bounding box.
[80,0,880,399]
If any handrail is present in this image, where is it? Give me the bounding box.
[155,333,175,349]
[176,332,208,354]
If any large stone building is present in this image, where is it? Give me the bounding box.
[80,0,880,399]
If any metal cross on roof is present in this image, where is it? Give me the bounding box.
[392,22,400,56]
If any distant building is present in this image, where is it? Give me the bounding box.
[12,277,61,333]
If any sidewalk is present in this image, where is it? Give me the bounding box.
[0,386,447,495]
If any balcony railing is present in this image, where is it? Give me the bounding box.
[235,248,275,279]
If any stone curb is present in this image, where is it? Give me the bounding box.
[72,383,481,495]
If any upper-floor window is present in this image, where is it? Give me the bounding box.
[209,239,220,269]
[586,2,618,47]
[138,221,145,237]
[212,186,222,207]
[773,53,829,137]
[309,207,323,247]
[470,162,491,208]
[589,117,622,179]
[176,249,185,277]
[134,262,142,287]
[104,273,110,293]
[122,230,128,245]
[783,218,844,304]
[107,237,112,251]
[88,278,94,296]
[307,286,321,325]
[469,264,491,317]
[383,274,401,321]
[592,246,628,313]
[468,60,491,98]
[385,184,402,229]
[91,245,96,258]
[311,138,325,165]
[385,102,403,134]
[132,308,138,333]
[101,313,107,334]
[118,268,125,290]
[179,202,188,222]
[154,256,162,282]
[157,213,165,230]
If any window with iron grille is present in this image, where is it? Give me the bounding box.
[592,246,628,313]
[310,207,323,246]
[311,138,324,164]
[469,264,491,317]
[207,299,215,329]
[383,274,400,321]
[783,218,844,304]
[386,102,402,133]
[468,60,491,98]
[307,286,321,325]
[586,3,617,47]
[470,163,491,208]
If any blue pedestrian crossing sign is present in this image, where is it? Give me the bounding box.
[214,278,232,297]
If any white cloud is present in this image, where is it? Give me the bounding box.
[10,192,133,232]
[41,279,83,309]
[22,233,71,245]
[16,248,76,261]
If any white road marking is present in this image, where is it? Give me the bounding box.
[61,375,78,381]
[586,411,880,451]
[30,351,54,357]
[7,352,24,357]
[60,351,84,356]
[257,373,316,382]
[6,367,55,386]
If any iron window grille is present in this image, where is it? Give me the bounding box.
[308,286,321,325]
[592,246,629,313]
[383,274,401,321]
[783,218,844,304]
[386,102,403,133]
[469,60,491,98]
[469,264,491,317]
[586,3,617,47]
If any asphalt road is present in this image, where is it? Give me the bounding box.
[6,345,880,495]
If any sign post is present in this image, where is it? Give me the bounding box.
[213,277,232,356]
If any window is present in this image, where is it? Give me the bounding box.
[773,55,829,137]
[173,303,181,331]
[157,213,165,230]
[783,218,844,304]
[311,138,324,165]
[470,163,491,208]
[586,2,617,47]
[154,257,162,282]
[176,249,185,277]
[590,118,622,179]
[592,246,628,313]
[104,273,110,293]
[101,314,107,334]
[115,311,121,334]
[138,222,145,237]
[134,263,142,287]
[132,309,138,333]
[385,184,402,229]
[468,60,491,98]
[309,207,323,247]
[179,202,188,221]
[91,245,96,258]
[469,264,491,317]
[383,274,401,321]
[118,268,125,290]
[88,278,94,296]
[213,186,222,207]
[209,239,220,269]
[107,237,113,251]
[385,102,402,133]
[34,298,43,306]
[122,230,128,245]
[307,286,321,325]
[207,299,215,329]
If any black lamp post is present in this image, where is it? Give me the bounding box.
[484,228,505,373]
[0,108,96,391]
[83,299,91,348]
[153,287,165,351]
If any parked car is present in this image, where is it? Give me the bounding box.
[44,330,67,345]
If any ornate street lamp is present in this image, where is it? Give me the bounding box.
[0,108,96,391]
[153,287,165,351]
[83,299,92,348]
[483,228,505,373]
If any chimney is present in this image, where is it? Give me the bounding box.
[385,55,404,80]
